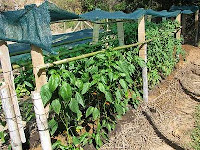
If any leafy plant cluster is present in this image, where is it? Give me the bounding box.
[38,20,184,149]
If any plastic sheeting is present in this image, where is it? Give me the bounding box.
[170,5,199,14]
[146,10,181,17]
[80,8,146,21]
[0,1,79,52]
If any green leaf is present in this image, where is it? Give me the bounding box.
[98,83,106,93]
[24,81,33,88]
[92,108,100,120]
[59,82,72,102]
[95,133,103,147]
[48,118,58,135]
[75,92,85,107]
[72,136,80,147]
[40,84,52,106]
[51,99,61,115]
[81,83,90,95]
[49,74,61,92]
[105,91,113,102]
[75,80,83,90]
[86,106,94,117]
[115,103,124,115]
[69,98,79,114]
[119,79,127,91]
[108,71,113,82]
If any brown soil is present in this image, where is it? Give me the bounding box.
[100,45,200,150]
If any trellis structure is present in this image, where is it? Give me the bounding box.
[0,2,199,150]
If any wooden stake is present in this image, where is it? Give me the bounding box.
[182,14,186,43]
[195,10,199,46]
[162,17,166,21]
[30,45,49,116]
[0,85,22,150]
[117,19,125,46]
[0,41,26,143]
[176,14,181,39]
[147,15,152,22]
[31,91,52,150]
[92,22,100,44]
[138,15,148,103]
[30,45,47,92]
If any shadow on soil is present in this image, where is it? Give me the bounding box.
[142,110,185,150]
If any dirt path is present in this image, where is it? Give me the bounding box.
[100,45,200,150]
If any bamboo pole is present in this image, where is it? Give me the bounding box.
[92,22,100,44]
[195,10,199,46]
[162,17,166,21]
[0,41,26,143]
[147,15,152,22]
[117,19,125,46]
[182,14,186,43]
[0,84,22,150]
[30,45,47,92]
[176,14,181,39]
[31,91,52,150]
[138,15,148,103]
[37,39,153,71]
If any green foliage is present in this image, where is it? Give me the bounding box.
[40,20,184,149]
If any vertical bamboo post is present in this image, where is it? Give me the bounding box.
[147,15,152,22]
[0,41,26,143]
[30,45,49,115]
[138,16,148,103]
[31,91,52,150]
[0,85,22,150]
[92,21,100,44]
[117,19,125,46]
[176,14,181,39]
[182,14,186,43]
[31,45,47,92]
[162,17,166,21]
[195,10,199,46]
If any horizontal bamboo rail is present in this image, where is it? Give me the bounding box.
[37,39,153,71]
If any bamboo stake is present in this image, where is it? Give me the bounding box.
[31,45,49,115]
[117,19,125,46]
[138,15,148,103]
[182,14,186,43]
[176,14,181,39]
[92,22,100,44]
[147,15,152,22]
[30,45,47,92]
[0,84,22,150]
[0,41,26,143]
[37,39,153,71]
[162,17,166,21]
[195,10,199,46]
[31,91,52,150]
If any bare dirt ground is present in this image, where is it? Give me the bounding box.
[100,45,200,150]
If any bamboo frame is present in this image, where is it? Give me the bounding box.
[37,39,153,72]
[117,19,125,46]
[0,84,22,150]
[31,91,52,150]
[0,41,26,143]
[138,15,148,103]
